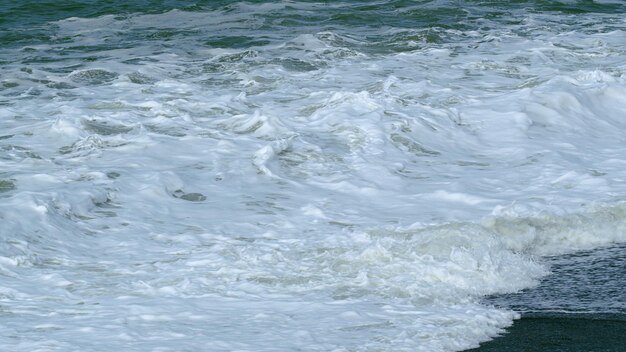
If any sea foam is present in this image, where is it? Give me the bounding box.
[1,2,625,351]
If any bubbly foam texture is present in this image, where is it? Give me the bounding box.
[1,2,626,351]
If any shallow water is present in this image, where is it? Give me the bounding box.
[1,1,626,351]
[472,244,626,351]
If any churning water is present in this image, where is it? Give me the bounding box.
[1,1,625,351]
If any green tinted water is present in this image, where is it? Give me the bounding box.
[2,1,624,47]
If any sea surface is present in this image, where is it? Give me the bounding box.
[1,1,625,351]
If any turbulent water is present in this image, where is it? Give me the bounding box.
[1,1,625,351]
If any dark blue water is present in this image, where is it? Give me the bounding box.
[471,244,626,351]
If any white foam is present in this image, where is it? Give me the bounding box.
[1,3,626,352]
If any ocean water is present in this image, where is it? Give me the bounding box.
[471,243,626,351]
[1,1,625,351]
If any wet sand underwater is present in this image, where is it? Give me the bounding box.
[469,244,626,352]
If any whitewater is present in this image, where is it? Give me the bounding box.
[1,1,625,351]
